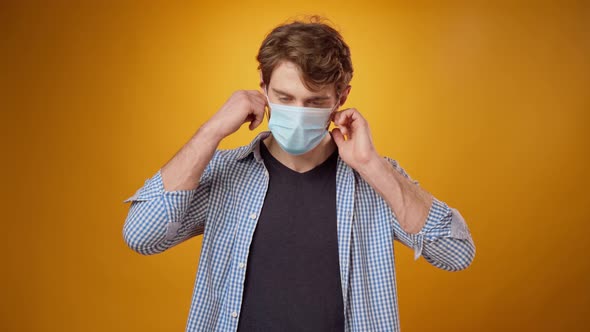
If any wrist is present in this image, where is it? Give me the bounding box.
[357,153,387,179]
[198,121,226,144]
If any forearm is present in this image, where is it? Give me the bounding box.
[161,123,223,191]
[123,124,221,255]
[391,193,476,271]
[357,156,432,234]
[124,155,213,255]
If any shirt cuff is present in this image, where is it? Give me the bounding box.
[122,168,166,203]
[123,168,198,241]
[408,197,453,260]
[123,168,198,202]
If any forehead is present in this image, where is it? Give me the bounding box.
[269,61,336,98]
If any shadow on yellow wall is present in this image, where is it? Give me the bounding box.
[3,1,589,331]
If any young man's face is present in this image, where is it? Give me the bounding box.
[262,61,347,109]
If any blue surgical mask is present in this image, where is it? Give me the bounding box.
[265,89,338,155]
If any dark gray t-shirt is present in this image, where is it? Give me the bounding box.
[236,141,344,332]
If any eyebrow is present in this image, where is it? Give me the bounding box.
[272,88,332,101]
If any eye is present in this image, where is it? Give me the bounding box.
[310,100,328,107]
[279,97,291,102]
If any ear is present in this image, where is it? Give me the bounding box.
[259,71,270,120]
[259,70,266,90]
[337,85,352,106]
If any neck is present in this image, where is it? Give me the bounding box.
[263,133,337,173]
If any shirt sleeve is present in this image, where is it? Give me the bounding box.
[121,152,216,255]
[385,157,476,271]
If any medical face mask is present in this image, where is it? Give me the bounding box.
[265,89,338,155]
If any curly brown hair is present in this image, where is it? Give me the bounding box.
[256,16,353,95]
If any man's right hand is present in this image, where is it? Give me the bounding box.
[202,90,267,141]
[159,90,267,192]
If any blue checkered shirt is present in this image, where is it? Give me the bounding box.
[123,131,475,332]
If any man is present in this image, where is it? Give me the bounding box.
[123,17,475,332]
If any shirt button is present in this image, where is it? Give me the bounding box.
[231,311,238,318]
[249,213,257,220]
[238,262,245,269]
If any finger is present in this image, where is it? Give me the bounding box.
[333,108,350,125]
[332,110,351,137]
[331,128,346,147]
[339,125,349,137]
[247,90,267,104]
[249,92,270,121]
[249,118,262,130]
[245,92,265,111]
[250,90,266,104]
[332,110,344,125]
[250,97,265,112]
[248,102,266,130]
[335,108,365,127]
[245,89,265,102]
[249,110,264,130]
[335,110,367,140]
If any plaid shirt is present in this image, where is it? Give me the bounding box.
[123,131,475,332]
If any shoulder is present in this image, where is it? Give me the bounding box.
[210,145,252,169]
[200,145,254,184]
[214,145,250,161]
[211,131,270,167]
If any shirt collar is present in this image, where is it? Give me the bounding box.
[236,131,355,179]
[236,131,272,162]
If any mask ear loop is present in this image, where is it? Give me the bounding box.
[263,86,271,121]
[326,92,341,128]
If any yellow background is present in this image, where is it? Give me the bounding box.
[3,0,589,331]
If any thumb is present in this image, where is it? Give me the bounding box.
[249,115,263,130]
[331,128,346,148]
[248,110,265,131]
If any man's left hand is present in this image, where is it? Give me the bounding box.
[331,108,381,172]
